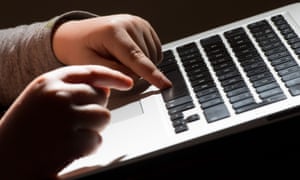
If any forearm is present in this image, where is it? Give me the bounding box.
[0,21,62,106]
[0,11,97,107]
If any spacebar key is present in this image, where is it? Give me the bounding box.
[162,70,189,102]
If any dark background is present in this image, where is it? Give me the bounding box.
[2,0,300,179]
[1,0,299,44]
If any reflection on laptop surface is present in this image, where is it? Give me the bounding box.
[60,3,300,179]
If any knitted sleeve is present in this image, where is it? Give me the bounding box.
[0,11,97,107]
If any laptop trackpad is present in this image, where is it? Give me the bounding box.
[110,101,144,123]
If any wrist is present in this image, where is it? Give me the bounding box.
[49,11,98,64]
[52,20,76,65]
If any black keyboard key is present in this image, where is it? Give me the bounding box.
[271,15,285,23]
[285,77,300,87]
[229,92,252,103]
[160,63,178,73]
[261,93,286,104]
[215,66,237,76]
[264,46,286,56]
[249,72,271,82]
[232,98,256,110]
[214,61,235,71]
[200,35,223,47]
[259,88,284,99]
[183,60,206,71]
[289,84,300,96]
[174,124,188,134]
[177,43,200,56]
[160,57,176,67]
[274,60,297,71]
[185,114,200,123]
[168,102,195,115]
[170,113,184,121]
[218,71,240,81]
[166,96,193,109]
[270,55,294,66]
[221,76,243,86]
[180,53,201,61]
[227,87,249,97]
[256,83,279,93]
[201,98,223,109]
[284,32,298,40]
[235,103,260,114]
[193,82,216,92]
[224,27,245,38]
[191,77,212,87]
[278,66,300,77]
[223,81,246,92]
[243,61,265,71]
[196,87,218,97]
[246,66,268,77]
[252,77,275,88]
[210,57,231,65]
[172,118,186,127]
[198,92,221,103]
[282,71,300,81]
[288,37,300,44]
[188,71,210,81]
[162,70,189,102]
[203,104,230,123]
[163,50,175,59]
[261,42,282,52]
[290,42,300,49]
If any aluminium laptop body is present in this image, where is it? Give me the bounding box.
[60,3,300,179]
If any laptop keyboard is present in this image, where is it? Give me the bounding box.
[159,14,300,133]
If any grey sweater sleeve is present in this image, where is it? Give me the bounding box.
[0,11,97,107]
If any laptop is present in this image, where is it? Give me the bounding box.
[60,2,300,179]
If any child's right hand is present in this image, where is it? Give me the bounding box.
[0,65,133,179]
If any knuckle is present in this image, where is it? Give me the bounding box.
[125,14,148,24]
[130,48,146,60]
[33,76,59,97]
[32,75,49,90]
[104,21,118,32]
[106,14,136,27]
[118,14,147,28]
[86,106,111,132]
[120,14,137,22]
[95,107,111,129]
[34,78,71,104]
[99,107,111,124]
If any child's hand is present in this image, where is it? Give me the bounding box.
[0,65,133,179]
[53,14,172,90]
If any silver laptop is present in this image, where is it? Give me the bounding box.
[60,3,300,179]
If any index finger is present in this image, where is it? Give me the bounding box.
[49,65,134,91]
[107,32,172,89]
